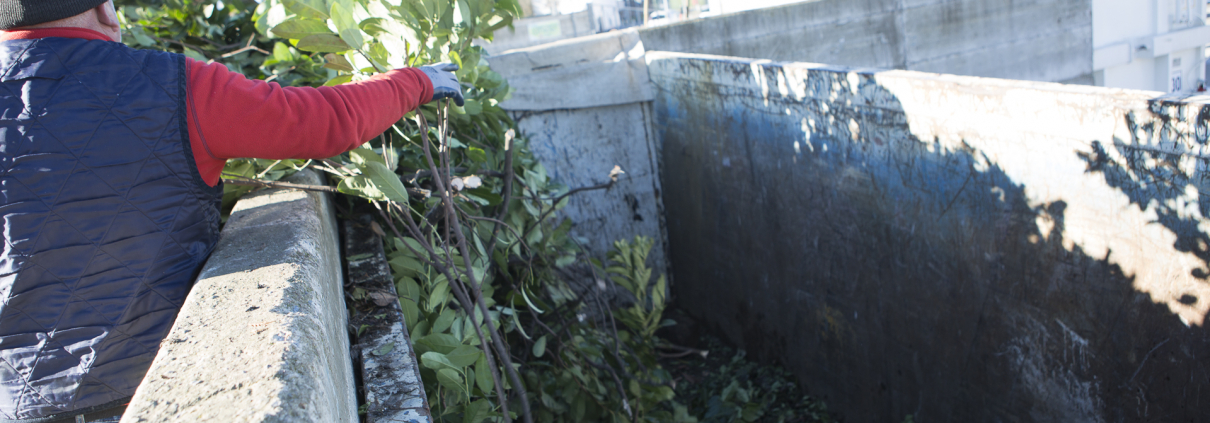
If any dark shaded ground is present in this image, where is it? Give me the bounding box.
[660,309,837,423]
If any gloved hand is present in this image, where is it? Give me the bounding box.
[419,62,464,107]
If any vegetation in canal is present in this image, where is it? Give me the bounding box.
[660,334,834,423]
[116,1,833,422]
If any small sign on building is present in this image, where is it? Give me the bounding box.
[528,20,562,41]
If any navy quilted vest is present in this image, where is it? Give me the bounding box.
[0,38,222,420]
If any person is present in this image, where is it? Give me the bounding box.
[0,1,463,421]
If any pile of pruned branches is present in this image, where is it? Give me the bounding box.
[118,1,698,422]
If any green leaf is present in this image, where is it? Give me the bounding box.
[396,275,421,300]
[532,335,547,358]
[463,399,492,423]
[653,275,667,308]
[323,53,355,72]
[445,345,481,368]
[410,319,430,340]
[365,0,395,19]
[394,237,427,257]
[465,187,501,206]
[261,3,291,35]
[474,354,494,394]
[282,0,329,19]
[371,342,395,356]
[330,2,366,49]
[367,41,391,70]
[323,74,353,86]
[336,175,386,201]
[462,98,482,115]
[399,298,420,329]
[389,255,425,277]
[427,279,450,311]
[437,368,467,396]
[525,226,543,246]
[271,17,333,39]
[295,34,351,52]
[363,161,410,204]
[416,333,461,354]
[349,147,386,166]
[182,49,207,62]
[421,351,458,371]
[466,146,487,163]
[431,308,457,333]
[520,286,544,314]
[572,393,586,422]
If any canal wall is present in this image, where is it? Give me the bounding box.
[638,0,1094,84]
[647,51,1210,422]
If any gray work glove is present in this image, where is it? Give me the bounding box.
[419,62,464,107]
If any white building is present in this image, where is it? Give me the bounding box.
[1093,0,1210,92]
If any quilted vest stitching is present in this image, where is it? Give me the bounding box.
[0,37,221,420]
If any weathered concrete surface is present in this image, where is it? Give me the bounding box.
[488,29,652,111]
[344,215,430,423]
[122,170,356,423]
[511,103,668,274]
[478,10,597,55]
[488,31,668,272]
[649,52,1210,422]
[638,0,1093,84]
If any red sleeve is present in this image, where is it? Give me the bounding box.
[186,58,434,186]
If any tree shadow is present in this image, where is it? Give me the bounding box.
[1078,103,1210,281]
[652,57,1210,422]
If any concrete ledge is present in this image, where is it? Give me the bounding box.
[344,215,430,422]
[122,170,357,423]
[488,29,653,110]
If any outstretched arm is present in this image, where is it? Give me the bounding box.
[186,58,438,186]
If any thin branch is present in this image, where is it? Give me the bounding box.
[373,202,513,423]
[357,48,388,73]
[221,176,339,193]
[220,44,271,58]
[461,214,529,256]
[486,129,516,252]
[255,160,283,178]
[587,359,633,420]
[511,179,616,253]
[420,110,534,423]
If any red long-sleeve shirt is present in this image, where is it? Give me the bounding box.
[0,27,433,186]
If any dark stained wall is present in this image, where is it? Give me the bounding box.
[648,52,1209,422]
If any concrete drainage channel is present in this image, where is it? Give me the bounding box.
[121,169,429,423]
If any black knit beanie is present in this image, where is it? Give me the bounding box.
[0,0,109,30]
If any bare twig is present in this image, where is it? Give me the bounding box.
[220,44,271,58]
[357,48,388,73]
[486,129,516,251]
[461,214,529,256]
[221,176,339,193]
[587,359,633,420]
[510,179,616,254]
[322,158,358,176]
[255,160,283,178]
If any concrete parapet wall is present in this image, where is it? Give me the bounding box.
[638,0,1093,84]
[648,51,1210,421]
[487,30,669,272]
[122,170,357,423]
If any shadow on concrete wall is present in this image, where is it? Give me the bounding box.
[1079,103,1210,283]
[654,58,1209,422]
